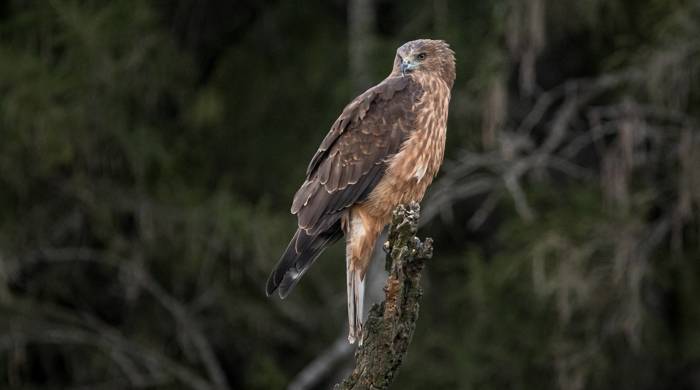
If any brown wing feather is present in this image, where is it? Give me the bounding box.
[291,76,423,235]
[267,75,422,298]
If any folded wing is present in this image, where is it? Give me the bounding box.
[266,76,423,297]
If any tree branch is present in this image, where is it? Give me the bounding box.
[334,202,433,390]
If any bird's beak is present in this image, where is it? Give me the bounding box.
[400,60,416,76]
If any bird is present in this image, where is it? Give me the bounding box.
[266,39,455,344]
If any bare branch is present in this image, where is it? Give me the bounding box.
[12,249,230,390]
[132,267,231,390]
[288,337,353,390]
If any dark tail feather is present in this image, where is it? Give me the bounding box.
[266,222,342,298]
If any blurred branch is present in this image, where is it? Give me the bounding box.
[13,249,230,390]
[288,337,353,390]
[130,265,231,390]
[433,0,448,36]
[335,203,433,390]
[0,309,212,390]
[423,70,644,227]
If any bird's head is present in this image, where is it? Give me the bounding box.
[392,39,456,87]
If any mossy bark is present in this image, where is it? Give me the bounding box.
[335,202,433,390]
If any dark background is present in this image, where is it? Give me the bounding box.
[1,0,699,389]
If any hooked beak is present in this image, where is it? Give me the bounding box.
[400,60,416,76]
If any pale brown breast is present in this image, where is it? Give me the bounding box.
[360,73,451,224]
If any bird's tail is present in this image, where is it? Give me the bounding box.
[344,211,381,345]
[266,223,342,298]
[346,257,365,344]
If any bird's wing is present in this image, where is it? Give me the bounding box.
[291,76,423,235]
[266,76,422,298]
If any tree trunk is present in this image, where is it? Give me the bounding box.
[335,202,433,390]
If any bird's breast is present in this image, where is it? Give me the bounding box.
[360,74,451,225]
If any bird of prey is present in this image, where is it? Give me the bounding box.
[266,39,455,344]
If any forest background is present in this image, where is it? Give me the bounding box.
[1,0,699,389]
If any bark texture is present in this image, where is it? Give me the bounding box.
[335,202,433,390]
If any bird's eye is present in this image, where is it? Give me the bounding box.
[417,53,427,60]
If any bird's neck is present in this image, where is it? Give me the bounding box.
[411,72,451,91]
